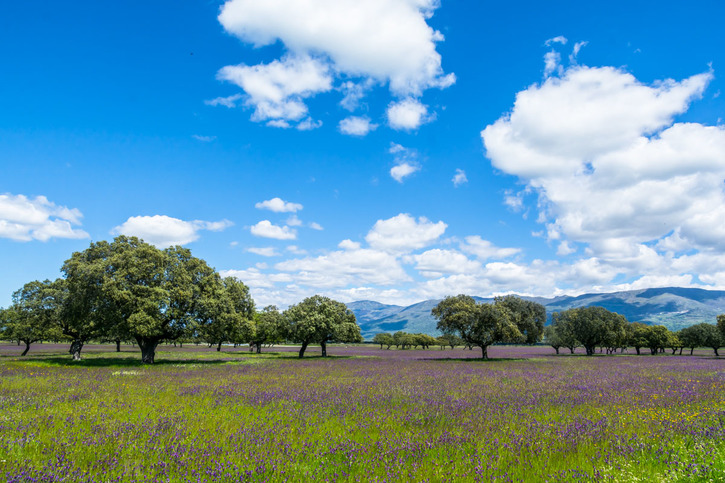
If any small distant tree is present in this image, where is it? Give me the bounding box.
[415,333,437,349]
[393,331,409,349]
[250,306,284,353]
[284,295,362,358]
[628,322,650,355]
[553,306,628,356]
[543,325,563,354]
[667,331,683,355]
[550,313,579,354]
[373,333,394,349]
[644,325,670,355]
[698,323,723,356]
[432,295,523,360]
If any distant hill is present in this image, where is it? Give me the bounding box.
[346,287,725,339]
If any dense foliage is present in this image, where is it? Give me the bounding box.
[0,237,360,363]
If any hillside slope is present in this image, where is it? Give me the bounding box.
[346,287,725,339]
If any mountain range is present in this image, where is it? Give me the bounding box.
[346,287,725,340]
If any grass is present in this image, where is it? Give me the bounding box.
[1,343,724,482]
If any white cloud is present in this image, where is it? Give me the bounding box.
[339,116,378,136]
[255,197,303,213]
[452,168,468,187]
[204,93,243,108]
[112,215,232,248]
[247,247,279,257]
[275,248,410,288]
[218,0,454,96]
[286,245,307,255]
[338,239,361,250]
[387,98,432,130]
[218,55,332,124]
[0,194,89,242]
[215,0,454,131]
[545,36,568,46]
[460,236,521,260]
[390,162,420,183]
[412,249,482,278]
[482,59,725,288]
[366,213,446,253]
[339,80,373,111]
[309,222,324,231]
[250,220,297,240]
[286,215,303,227]
[296,118,323,131]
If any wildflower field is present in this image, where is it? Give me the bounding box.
[1,344,724,482]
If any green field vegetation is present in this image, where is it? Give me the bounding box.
[1,344,724,482]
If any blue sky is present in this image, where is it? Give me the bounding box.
[2,0,725,308]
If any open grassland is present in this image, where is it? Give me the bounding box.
[1,344,724,482]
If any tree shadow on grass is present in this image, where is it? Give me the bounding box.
[7,356,252,368]
[418,357,528,362]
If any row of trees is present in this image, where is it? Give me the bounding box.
[431,295,547,359]
[0,236,362,363]
[544,306,725,356]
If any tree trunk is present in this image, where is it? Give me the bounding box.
[216,341,222,352]
[69,340,84,361]
[554,347,560,354]
[298,342,308,359]
[480,345,488,360]
[321,341,327,357]
[256,344,262,354]
[116,339,121,352]
[21,341,31,356]
[690,347,695,355]
[569,347,575,354]
[137,338,159,364]
[635,347,641,355]
[714,347,720,356]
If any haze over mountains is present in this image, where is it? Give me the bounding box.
[347,287,725,340]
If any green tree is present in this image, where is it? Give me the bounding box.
[250,306,285,353]
[62,242,122,359]
[644,325,670,355]
[432,295,523,359]
[5,280,64,356]
[495,295,546,344]
[373,332,394,349]
[284,295,362,358]
[543,325,563,354]
[628,322,650,355]
[553,306,627,356]
[197,276,255,351]
[415,333,437,349]
[99,236,221,364]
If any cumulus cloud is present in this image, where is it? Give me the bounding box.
[112,215,233,248]
[0,193,89,242]
[387,98,432,130]
[214,0,454,130]
[247,247,279,257]
[452,169,468,187]
[218,55,332,124]
[366,213,446,253]
[390,163,420,183]
[339,239,361,250]
[275,248,410,288]
[460,236,521,260]
[339,116,378,136]
[255,197,303,213]
[250,220,297,240]
[482,58,724,287]
[412,249,482,278]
